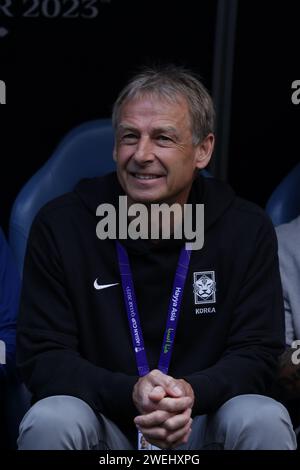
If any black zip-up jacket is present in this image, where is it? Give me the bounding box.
[17,173,285,441]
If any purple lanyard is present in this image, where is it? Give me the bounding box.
[116,241,191,377]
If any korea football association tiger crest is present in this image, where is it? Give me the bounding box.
[193,271,216,304]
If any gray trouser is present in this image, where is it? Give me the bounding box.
[17,394,297,450]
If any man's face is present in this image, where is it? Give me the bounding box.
[114,94,212,206]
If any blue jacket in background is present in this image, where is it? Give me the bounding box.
[0,228,21,379]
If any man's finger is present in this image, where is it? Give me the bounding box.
[163,408,192,432]
[139,425,168,442]
[148,385,166,402]
[148,370,181,394]
[134,410,173,428]
[164,419,192,447]
[156,396,193,413]
[142,423,192,450]
[169,427,193,449]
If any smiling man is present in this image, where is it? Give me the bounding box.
[17,65,296,450]
[113,94,212,207]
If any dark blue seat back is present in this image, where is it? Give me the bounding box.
[9,119,116,275]
[266,163,300,226]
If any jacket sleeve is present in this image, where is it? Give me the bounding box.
[17,215,138,423]
[0,228,20,379]
[183,217,285,415]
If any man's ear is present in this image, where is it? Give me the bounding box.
[113,146,117,162]
[195,133,215,169]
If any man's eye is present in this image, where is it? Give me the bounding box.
[157,135,172,142]
[122,134,138,142]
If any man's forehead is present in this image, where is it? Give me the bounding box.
[118,95,190,129]
[118,122,179,134]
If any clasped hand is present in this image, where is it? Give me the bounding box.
[132,369,194,449]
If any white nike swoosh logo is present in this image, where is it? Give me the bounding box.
[94,278,119,290]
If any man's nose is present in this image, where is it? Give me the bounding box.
[133,137,155,164]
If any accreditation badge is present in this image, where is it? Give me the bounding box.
[138,430,161,450]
